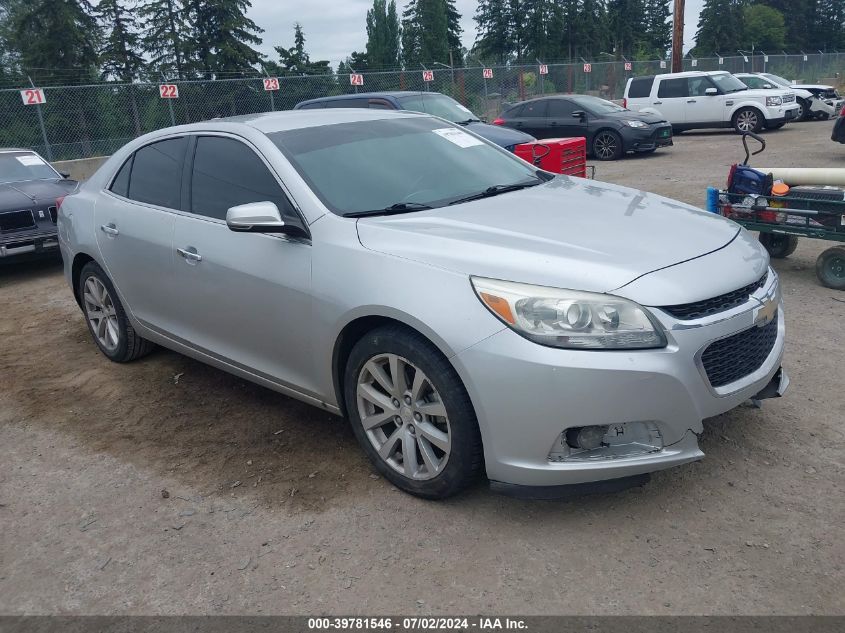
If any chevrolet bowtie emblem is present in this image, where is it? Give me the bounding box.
[754,296,778,327]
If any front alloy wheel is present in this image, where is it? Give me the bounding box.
[734,108,762,133]
[344,325,483,499]
[356,353,451,480]
[593,131,622,160]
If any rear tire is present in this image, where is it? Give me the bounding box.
[78,261,155,362]
[816,246,845,289]
[592,130,623,161]
[344,325,483,499]
[733,107,764,134]
[797,98,809,121]
[759,233,798,259]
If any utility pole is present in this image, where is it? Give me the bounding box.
[671,0,685,72]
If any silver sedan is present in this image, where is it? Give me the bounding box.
[58,109,787,499]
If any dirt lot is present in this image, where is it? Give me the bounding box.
[1,121,843,616]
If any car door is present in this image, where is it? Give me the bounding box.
[653,78,689,125]
[545,98,587,138]
[95,136,186,331]
[685,76,725,125]
[508,101,549,138]
[169,134,316,393]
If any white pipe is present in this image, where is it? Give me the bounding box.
[756,167,845,186]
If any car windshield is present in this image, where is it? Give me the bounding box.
[762,73,791,87]
[396,93,481,123]
[711,73,748,93]
[0,152,58,184]
[570,95,626,114]
[270,117,542,216]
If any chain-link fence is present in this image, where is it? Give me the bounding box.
[2,53,842,162]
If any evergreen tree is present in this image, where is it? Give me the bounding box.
[274,23,330,75]
[607,0,647,56]
[8,0,100,78]
[445,0,464,65]
[98,0,145,81]
[139,0,189,79]
[693,0,746,55]
[473,0,513,63]
[813,0,845,50]
[185,0,264,78]
[742,4,786,50]
[365,0,400,69]
[402,0,450,67]
[641,0,671,57]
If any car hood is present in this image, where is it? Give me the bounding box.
[739,88,793,100]
[0,179,76,208]
[356,177,741,294]
[462,121,535,148]
[616,110,667,124]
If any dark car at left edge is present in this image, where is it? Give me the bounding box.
[493,94,673,160]
[0,148,78,259]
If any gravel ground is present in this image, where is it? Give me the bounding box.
[1,120,843,616]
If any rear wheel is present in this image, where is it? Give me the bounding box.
[816,246,845,290]
[344,325,483,499]
[797,98,809,121]
[592,131,623,161]
[733,108,763,134]
[78,261,155,362]
[816,111,831,121]
[759,233,798,259]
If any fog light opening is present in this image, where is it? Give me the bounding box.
[549,421,664,462]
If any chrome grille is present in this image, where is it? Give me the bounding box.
[702,314,778,388]
[0,209,36,232]
[782,94,796,103]
[660,272,768,320]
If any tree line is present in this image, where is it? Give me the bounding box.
[0,0,842,88]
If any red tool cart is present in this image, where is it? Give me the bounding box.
[513,137,591,178]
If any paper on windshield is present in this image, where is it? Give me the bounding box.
[16,155,45,166]
[432,127,484,148]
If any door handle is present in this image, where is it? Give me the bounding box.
[653,101,662,105]
[177,247,202,263]
[687,99,697,103]
[100,223,119,236]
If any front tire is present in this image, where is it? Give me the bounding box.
[344,325,483,499]
[733,108,764,134]
[816,247,845,289]
[592,130,623,161]
[78,261,155,362]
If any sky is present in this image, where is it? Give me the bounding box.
[247,0,706,67]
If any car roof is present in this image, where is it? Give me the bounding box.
[297,91,431,106]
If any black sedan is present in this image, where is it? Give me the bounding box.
[1,149,77,259]
[493,95,673,160]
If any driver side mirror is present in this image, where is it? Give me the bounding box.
[762,83,773,89]
[705,88,718,96]
[226,201,304,237]
[571,110,587,121]
[60,171,71,179]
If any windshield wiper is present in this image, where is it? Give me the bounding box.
[448,178,544,206]
[344,201,434,218]
[454,118,482,125]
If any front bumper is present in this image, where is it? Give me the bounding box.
[1,228,59,257]
[622,125,673,152]
[765,103,801,125]
[453,272,786,489]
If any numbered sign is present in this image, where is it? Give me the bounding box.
[538,64,548,75]
[763,55,769,62]
[718,57,724,65]
[422,70,434,82]
[349,73,364,86]
[803,54,808,61]
[691,59,698,67]
[742,55,749,63]
[159,84,179,99]
[263,77,280,91]
[624,62,632,71]
[20,88,46,105]
[659,60,667,69]
[583,63,592,73]
[482,68,493,79]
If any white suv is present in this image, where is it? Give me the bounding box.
[623,71,801,133]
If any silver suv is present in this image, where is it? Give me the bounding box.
[58,110,788,499]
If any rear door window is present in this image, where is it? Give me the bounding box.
[109,156,133,197]
[547,99,576,118]
[521,101,548,118]
[189,136,299,223]
[627,77,654,98]
[657,78,689,99]
[126,137,187,209]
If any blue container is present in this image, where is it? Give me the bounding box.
[706,187,720,213]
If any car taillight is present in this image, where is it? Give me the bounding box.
[492,117,505,125]
[622,98,627,109]
[56,196,66,211]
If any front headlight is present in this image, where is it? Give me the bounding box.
[623,119,648,128]
[471,277,667,350]
[766,96,783,106]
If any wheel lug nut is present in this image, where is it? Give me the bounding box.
[414,412,422,421]
[392,399,400,408]
[404,395,412,405]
